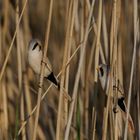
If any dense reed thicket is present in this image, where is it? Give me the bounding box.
[0,0,140,140]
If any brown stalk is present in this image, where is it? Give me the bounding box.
[32,0,53,140]
[102,0,118,138]
[124,0,138,139]
[2,79,8,140]
[64,0,95,139]
[0,0,28,82]
[56,1,74,139]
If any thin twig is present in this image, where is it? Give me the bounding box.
[32,0,53,140]
[64,0,95,139]
[124,0,138,139]
[0,0,28,82]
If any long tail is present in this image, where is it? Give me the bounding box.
[46,72,60,89]
[118,98,135,133]
[46,72,72,101]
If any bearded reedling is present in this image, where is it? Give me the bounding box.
[28,39,71,101]
[97,64,135,133]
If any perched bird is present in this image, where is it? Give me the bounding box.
[28,39,60,89]
[97,64,135,133]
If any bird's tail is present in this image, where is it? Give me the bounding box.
[46,72,72,101]
[122,109,135,133]
[118,98,135,133]
[46,72,60,90]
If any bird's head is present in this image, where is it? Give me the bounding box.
[97,64,110,90]
[28,39,42,52]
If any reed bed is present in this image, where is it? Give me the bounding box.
[0,0,140,140]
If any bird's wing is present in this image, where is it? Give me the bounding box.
[42,57,52,72]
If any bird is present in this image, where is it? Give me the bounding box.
[97,64,135,133]
[28,39,60,89]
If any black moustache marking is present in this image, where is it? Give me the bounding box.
[32,42,39,50]
[100,67,104,76]
[118,97,126,112]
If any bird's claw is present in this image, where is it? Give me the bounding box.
[41,58,47,65]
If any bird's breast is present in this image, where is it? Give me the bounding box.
[28,51,42,74]
[28,51,52,77]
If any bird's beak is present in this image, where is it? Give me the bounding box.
[47,72,60,89]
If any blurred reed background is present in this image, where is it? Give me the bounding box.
[0,0,140,140]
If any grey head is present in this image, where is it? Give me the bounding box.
[28,39,42,52]
[97,64,110,91]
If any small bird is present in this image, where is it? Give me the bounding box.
[97,64,135,133]
[28,39,60,89]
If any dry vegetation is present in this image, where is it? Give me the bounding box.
[0,0,140,140]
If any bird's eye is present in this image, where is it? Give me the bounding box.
[32,42,38,50]
[99,67,104,76]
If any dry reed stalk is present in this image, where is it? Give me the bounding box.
[0,83,3,139]
[78,1,85,139]
[64,3,70,123]
[20,30,27,140]
[84,37,96,139]
[102,4,109,62]
[113,0,121,139]
[92,108,97,140]
[79,1,86,139]
[64,0,77,129]
[115,25,123,140]
[16,0,22,92]
[2,0,9,42]
[90,8,104,140]
[116,38,123,138]
[136,32,140,139]
[93,7,102,139]
[124,0,138,139]
[114,67,119,140]
[20,92,26,140]
[0,0,28,82]
[15,1,26,139]
[114,113,118,140]
[1,79,8,140]
[137,89,140,139]
[91,18,105,64]
[109,111,114,140]
[117,37,123,89]
[56,1,74,139]
[18,42,82,136]
[64,1,95,139]
[68,1,79,139]
[32,0,53,140]
[20,40,27,140]
[85,0,105,65]
[109,5,114,64]
[24,74,34,139]
[102,0,118,138]
[22,0,31,45]
[65,0,70,29]
[62,1,73,131]
[0,16,2,64]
